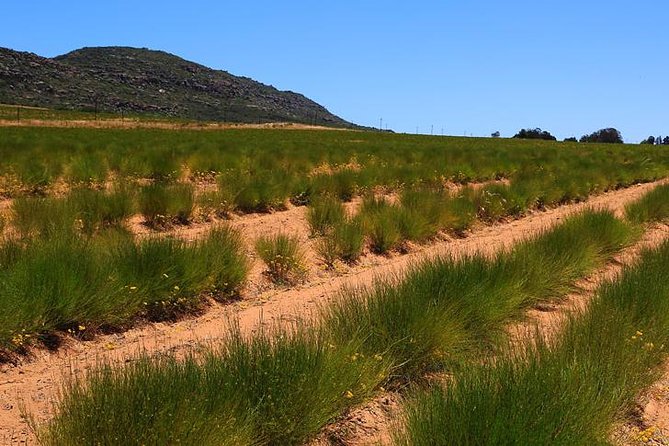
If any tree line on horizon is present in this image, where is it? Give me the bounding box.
[640,135,669,145]
[501,127,666,145]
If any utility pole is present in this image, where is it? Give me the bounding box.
[431,125,434,135]
[380,117,383,131]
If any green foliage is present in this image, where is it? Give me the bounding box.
[625,184,669,224]
[255,234,306,285]
[38,210,636,444]
[334,217,365,263]
[512,128,557,141]
[69,187,134,234]
[324,210,635,379]
[1,126,666,212]
[138,184,171,228]
[368,212,401,254]
[169,183,195,224]
[0,226,248,349]
[580,127,624,144]
[395,240,669,446]
[196,190,233,219]
[359,196,401,254]
[307,195,346,236]
[139,183,194,228]
[229,170,290,213]
[12,189,134,237]
[316,236,339,269]
[38,325,387,446]
[12,196,77,238]
[310,169,358,201]
[38,354,255,446]
[67,153,108,185]
[474,184,524,221]
[200,227,251,300]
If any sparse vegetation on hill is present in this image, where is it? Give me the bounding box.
[0,46,354,126]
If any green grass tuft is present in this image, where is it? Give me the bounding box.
[307,195,346,236]
[395,239,669,446]
[255,233,306,285]
[625,184,669,224]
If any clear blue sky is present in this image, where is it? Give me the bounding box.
[3,1,667,142]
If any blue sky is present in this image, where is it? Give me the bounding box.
[3,1,667,142]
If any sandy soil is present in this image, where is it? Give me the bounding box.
[0,180,664,445]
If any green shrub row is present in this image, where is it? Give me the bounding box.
[11,184,199,235]
[37,209,637,445]
[395,239,669,446]
[0,226,248,351]
[1,127,667,213]
[625,183,669,224]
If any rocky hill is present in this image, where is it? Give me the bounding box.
[0,46,354,127]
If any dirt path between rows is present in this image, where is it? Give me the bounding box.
[0,180,664,445]
[316,222,669,446]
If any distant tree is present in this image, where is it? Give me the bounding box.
[491,131,501,138]
[579,128,623,144]
[564,137,578,142]
[512,128,557,141]
[663,136,669,145]
[640,136,656,145]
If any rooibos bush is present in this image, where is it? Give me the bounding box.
[334,217,365,263]
[625,184,669,224]
[307,195,346,236]
[255,234,306,285]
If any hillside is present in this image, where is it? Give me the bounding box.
[0,46,354,127]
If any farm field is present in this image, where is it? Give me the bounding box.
[0,125,669,445]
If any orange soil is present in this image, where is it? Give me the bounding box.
[0,180,664,445]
